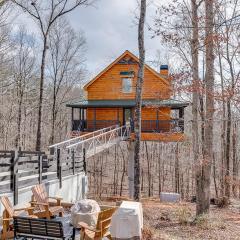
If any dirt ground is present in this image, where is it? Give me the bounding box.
[142,199,240,240]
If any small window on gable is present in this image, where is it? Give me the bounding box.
[122,78,132,93]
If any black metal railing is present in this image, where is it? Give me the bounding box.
[72,119,184,133]
[141,119,184,133]
[72,120,120,132]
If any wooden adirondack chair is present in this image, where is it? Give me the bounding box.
[31,184,64,219]
[79,207,117,240]
[0,196,36,240]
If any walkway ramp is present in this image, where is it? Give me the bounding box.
[49,124,130,162]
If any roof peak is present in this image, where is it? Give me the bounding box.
[83,50,170,90]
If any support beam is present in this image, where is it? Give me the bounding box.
[93,108,96,131]
[117,108,120,125]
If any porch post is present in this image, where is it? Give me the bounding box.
[179,108,184,131]
[157,109,159,132]
[71,108,74,131]
[179,108,184,118]
[79,108,82,131]
[117,108,120,126]
[94,108,96,130]
[82,108,85,120]
[83,108,86,130]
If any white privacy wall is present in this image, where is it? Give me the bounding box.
[0,172,87,215]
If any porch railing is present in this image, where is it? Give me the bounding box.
[141,119,184,133]
[72,120,120,132]
[72,119,184,133]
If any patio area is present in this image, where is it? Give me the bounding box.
[0,184,143,240]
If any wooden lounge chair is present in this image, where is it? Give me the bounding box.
[79,207,117,240]
[0,196,36,240]
[31,184,64,219]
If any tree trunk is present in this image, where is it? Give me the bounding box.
[133,0,146,201]
[213,153,219,198]
[217,41,226,197]
[120,146,126,196]
[225,99,231,198]
[36,36,47,151]
[49,93,57,145]
[145,141,151,197]
[190,0,201,214]
[158,144,162,195]
[128,141,135,198]
[175,143,180,193]
[15,90,23,149]
[225,30,235,198]
[232,121,237,197]
[197,0,214,215]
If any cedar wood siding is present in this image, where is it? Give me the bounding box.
[87,107,170,121]
[87,108,123,123]
[87,108,123,130]
[86,58,171,100]
[141,107,170,120]
[84,52,173,136]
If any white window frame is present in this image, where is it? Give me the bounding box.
[122,78,132,93]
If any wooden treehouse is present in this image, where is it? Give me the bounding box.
[67,50,188,141]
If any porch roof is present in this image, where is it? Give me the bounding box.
[66,99,189,109]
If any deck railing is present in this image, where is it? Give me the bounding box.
[73,119,184,133]
[72,120,120,132]
[141,119,184,133]
[0,149,85,204]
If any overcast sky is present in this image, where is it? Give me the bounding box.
[13,0,165,79]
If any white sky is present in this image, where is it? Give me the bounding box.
[12,0,166,80]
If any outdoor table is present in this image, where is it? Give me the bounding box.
[110,201,143,240]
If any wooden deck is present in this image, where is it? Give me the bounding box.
[131,132,185,142]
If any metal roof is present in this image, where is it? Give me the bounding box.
[66,99,189,108]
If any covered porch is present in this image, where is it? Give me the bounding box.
[66,99,188,134]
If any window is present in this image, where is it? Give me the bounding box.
[122,78,132,93]
[73,108,80,120]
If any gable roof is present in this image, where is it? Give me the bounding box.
[83,50,170,90]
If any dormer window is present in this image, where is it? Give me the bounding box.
[122,78,132,93]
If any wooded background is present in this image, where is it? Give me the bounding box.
[1,0,240,202]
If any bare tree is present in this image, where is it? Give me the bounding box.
[190,0,201,216]
[12,0,93,150]
[12,26,36,148]
[47,18,86,144]
[196,0,214,215]
[0,1,13,93]
[133,0,146,201]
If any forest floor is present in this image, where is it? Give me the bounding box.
[142,199,240,240]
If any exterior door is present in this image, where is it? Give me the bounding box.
[123,108,132,125]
